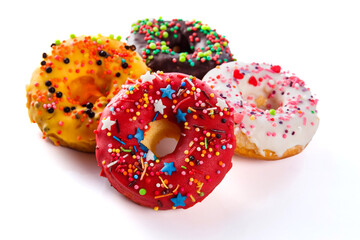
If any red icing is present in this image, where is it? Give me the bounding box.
[248,76,258,86]
[95,73,235,210]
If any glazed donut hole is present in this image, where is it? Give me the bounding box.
[141,119,181,158]
[67,75,111,105]
[242,84,283,111]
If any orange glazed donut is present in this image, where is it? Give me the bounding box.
[26,34,148,152]
[203,62,319,160]
[95,72,236,210]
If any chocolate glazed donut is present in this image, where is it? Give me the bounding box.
[126,18,234,79]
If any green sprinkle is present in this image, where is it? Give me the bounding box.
[91,36,97,41]
[133,25,139,31]
[149,42,157,49]
[116,35,122,41]
[162,31,169,38]
[120,147,132,152]
[55,40,61,45]
[269,109,276,115]
[139,188,147,195]
[205,137,208,149]
[181,166,187,169]
[160,24,167,31]
[97,39,102,44]
[179,56,186,62]
[109,34,114,39]
[146,21,152,26]
[70,34,76,39]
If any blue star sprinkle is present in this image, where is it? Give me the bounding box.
[160,84,175,99]
[175,109,187,123]
[160,162,176,176]
[170,193,187,207]
[134,128,144,143]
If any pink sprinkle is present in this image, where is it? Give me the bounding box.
[303,117,307,126]
[34,82,39,87]
[283,134,287,139]
[272,132,276,137]
[58,121,64,126]
[267,132,271,136]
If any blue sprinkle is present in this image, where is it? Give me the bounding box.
[113,136,125,145]
[133,145,137,152]
[152,112,159,122]
[110,107,115,112]
[221,145,226,150]
[134,175,139,179]
[128,134,133,139]
[121,59,126,63]
[181,82,186,87]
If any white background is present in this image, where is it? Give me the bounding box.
[1,0,360,239]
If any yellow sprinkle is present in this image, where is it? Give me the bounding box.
[185,158,190,162]
[102,160,106,165]
[189,194,196,202]
[250,115,255,120]
[163,114,167,118]
[107,132,111,136]
[215,151,220,156]
[154,206,159,211]
[184,150,189,154]
[210,93,215,98]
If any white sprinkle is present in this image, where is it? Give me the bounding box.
[107,160,119,168]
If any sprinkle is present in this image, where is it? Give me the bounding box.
[139,188,147,195]
[112,136,125,145]
[120,147,132,152]
[154,193,173,199]
[152,112,159,121]
[173,97,191,113]
[107,160,119,168]
[140,163,148,181]
[158,176,169,189]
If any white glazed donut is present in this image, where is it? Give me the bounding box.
[203,61,319,160]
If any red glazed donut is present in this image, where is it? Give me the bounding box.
[95,72,236,210]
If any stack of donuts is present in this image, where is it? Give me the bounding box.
[26,17,319,210]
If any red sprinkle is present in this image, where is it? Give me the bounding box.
[233,69,244,79]
[248,76,258,86]
[271,65,281,73]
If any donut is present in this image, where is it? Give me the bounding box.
[126,18,234,79]
[26,34,148,152]
[95,72,236,210]
[203,62,319,160]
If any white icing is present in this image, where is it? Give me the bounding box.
[203,61,319,157]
